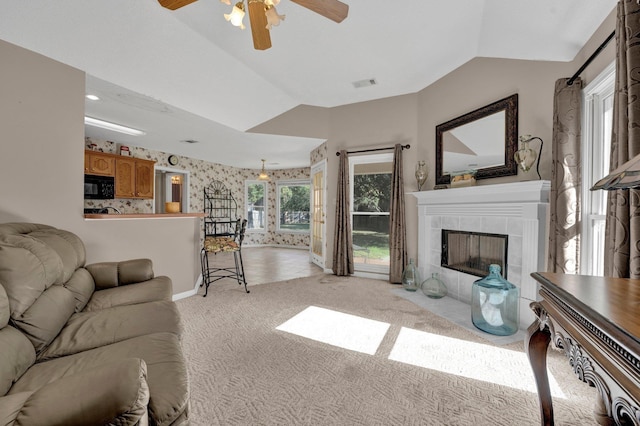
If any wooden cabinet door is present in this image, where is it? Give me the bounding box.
[115,157,136,198]
[135,160,154,199]
[85,151,115,176]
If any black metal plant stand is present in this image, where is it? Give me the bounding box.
[200,181,249,296]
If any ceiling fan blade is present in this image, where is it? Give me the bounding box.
[247,0,272,50]
[158,0,198,10]
[290,0,348,23]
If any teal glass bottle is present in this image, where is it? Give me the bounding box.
[401,258,420,292]
[471,264,519,336]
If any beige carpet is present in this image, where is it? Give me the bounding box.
[175,274,598,426]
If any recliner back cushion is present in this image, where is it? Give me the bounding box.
[0,242,62,317]
[0,285,36,396]
[0,325,36,396]
[64,268,95,312]
[0,224,89,353]
[26,229,85,283]
[0,283,8,329]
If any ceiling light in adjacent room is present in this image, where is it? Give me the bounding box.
[84,116,146,136]
[258,159,270,181]
[85,94,100,101]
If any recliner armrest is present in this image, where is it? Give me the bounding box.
[86,258,154,289]
[0,358,149,426]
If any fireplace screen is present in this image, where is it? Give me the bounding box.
[441,230,508,278]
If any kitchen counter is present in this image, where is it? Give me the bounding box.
[84,213,205,219]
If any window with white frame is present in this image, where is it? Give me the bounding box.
[350,153,393,272]
[581,62,615,276]
[245,181,266,232]
[276,180,310,232]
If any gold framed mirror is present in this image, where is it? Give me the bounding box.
[435,94,518,185]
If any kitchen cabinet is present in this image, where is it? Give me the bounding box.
[115,157,155,199]
[84,151,115,176]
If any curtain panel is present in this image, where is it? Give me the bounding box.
[332,150,354,276]
[389,144,407,283]
[548,78,583,274]
[604,0,640,278]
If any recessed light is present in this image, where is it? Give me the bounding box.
[86,94,100,101]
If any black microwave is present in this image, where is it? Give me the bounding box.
[84,174,115,199]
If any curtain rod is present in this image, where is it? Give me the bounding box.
[567,30,615,86]
[335,144,410,156]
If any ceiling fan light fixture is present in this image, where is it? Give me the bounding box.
[258,159,271,181]
[265,5,285,29]
[225,1,246,29]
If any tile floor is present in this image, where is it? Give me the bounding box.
[206,246,324,286]
[391,288,527,345]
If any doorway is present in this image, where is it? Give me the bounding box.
[155,167,190,213]
[310,160,327,269]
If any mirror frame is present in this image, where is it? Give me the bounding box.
[435,94,518,185]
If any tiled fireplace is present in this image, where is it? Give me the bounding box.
[411,180,550,330]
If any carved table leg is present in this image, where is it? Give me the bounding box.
[527,303,554,426]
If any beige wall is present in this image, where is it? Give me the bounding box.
[0,39,201,296]
[311,8,616,271]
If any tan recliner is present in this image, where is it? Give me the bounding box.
[0,223,189,425]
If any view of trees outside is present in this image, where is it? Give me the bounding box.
[352,171,391,265]
[246,182,265,230]
[279,183,310,231]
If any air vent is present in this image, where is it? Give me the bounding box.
[352,78,377,89]
[180,139,199,144]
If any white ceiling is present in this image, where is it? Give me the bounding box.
[0,0,616,169]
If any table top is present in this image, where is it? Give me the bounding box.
[532,272,640,347]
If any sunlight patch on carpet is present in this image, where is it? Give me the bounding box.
[276,306,390,355]
[389,327,566,398]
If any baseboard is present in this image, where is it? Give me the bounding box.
[242,244,309,250]
[321,268,389,281]
[172,274,202,301]
[353,271,389,281]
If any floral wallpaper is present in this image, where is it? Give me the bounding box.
[310,141,327,165]
[85,138,312,248]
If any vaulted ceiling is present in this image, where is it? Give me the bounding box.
[0,1,616,168]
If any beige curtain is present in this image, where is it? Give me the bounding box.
[604,0,640,278]
[548,78,582,273]
[389,144,407,283]
[333,150,354,276]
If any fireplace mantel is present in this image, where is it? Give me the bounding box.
[411,180,551,330]
[411,180,550,215]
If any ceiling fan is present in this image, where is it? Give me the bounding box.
[158,0,349,50]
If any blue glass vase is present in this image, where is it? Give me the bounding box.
[471,264,519,336]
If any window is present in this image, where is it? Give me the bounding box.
[277,180,310,232]
[245,181,266,232]
[350,153,393,271]
[581,62,615,276]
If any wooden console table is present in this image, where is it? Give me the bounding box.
[527,272,640,425]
